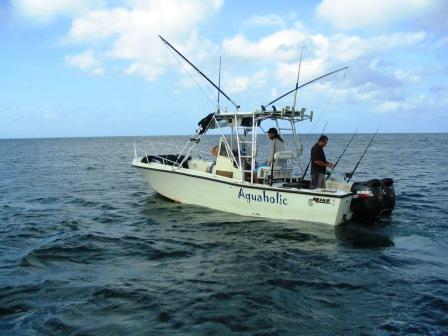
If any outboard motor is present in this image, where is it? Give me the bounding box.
[350,179,384,221]
[380,178,395,215]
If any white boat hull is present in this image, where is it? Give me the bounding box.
[133,160,352,226]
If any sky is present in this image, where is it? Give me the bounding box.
[0,0,447,138]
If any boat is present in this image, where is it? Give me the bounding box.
[132,36,395,226]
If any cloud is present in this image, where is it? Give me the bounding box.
[275,58,327,86]
[242,14,286,28]
[315,0,440,30]
[393,69,421,83]
[65,50,104,76]
[315,32,426,63]
[125,62,164,81]
[223,70,268,93]
[221,29,426,89]
[373,93,431,114]
[222,29,307,62]
[63,0,222,80]
[223,29,425,66]
[435,35,448,48]
[332,59,428,107]
[11,0,104,23]
[219,21,429,112]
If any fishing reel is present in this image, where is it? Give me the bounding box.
[344,172,354,181]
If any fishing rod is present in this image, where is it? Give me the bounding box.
[345,127,380,183]
[292,48,304,111]
[263,66,348,108]
[326,129,358,180]
[159,35,240,110]
[301,121,328,179]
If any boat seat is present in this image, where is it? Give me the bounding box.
[257,151,294,182]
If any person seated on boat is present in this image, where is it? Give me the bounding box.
[208,145,219,173]
[255,127,286,182]
[310,135,334,189]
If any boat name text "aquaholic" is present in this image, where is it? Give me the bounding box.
[238,188,288,205]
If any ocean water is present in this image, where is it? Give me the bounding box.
[0,133,447,336]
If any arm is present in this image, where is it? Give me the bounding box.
[313,160,333,168]
[311,145,333,168]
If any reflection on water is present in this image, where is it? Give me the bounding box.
[335,222,394,248]
[144,194,395,250]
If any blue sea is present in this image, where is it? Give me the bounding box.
[1,133,447,335]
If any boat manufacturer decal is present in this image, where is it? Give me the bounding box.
[311,197,332,204]
[238,188,288,205]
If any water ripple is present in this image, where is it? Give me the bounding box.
[1,134,447,335]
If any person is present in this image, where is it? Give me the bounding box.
[266,127,286,165]
[310,135,333,189]
[211,145,219,157]
[208,145,219,173]
[256,127,286,182]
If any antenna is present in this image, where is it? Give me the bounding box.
[217,56,221,112]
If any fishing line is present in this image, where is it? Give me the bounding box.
[166,46,222,111]
[326,128,358,180]
[345,126,380,182]
[159,35,239,109]
[307,67,348,134]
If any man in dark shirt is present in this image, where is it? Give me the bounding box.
[310,135,333,189]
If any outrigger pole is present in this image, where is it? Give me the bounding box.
[292,49,304,111]
[159,35,240,110]
[345,127,380,183]
[264,66,348,108]
[326,129,358,180]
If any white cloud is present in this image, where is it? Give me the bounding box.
[220,24,429,113]
[222,29,307,62]
[373,93,430,114]
[64,0,222,80]
[242,14,286,28]
[435,35,448,48]
[275,59,327,86]
[221,29,426,91]
[223,70,268,93]
[11,0,104,22]
[375,100,404,113]
[315,0,439,30]
[65,50,104,76]
[315,32,426,62]
[394,69,421,83]
[346,83,382,102]
[125,63,164,81]
[223,29,425,66]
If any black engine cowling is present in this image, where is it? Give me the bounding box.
[350,178,395,221]
[380,178,395,215]
[350,179,384,220]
